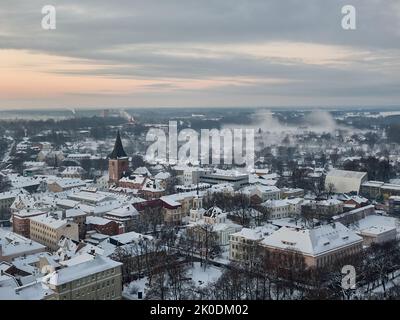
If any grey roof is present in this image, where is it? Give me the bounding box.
[326,169,367,179]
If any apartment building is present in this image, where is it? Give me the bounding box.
[30,215,79,251]
[41,254,122,300]
[104,204,139,232]
[229,225,278,262]
[160,191,202,224]
[261,199,303,219]
[12,209,47,238]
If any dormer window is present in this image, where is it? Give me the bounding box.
[282,240,296,246]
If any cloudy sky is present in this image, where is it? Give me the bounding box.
[0,0,399,109]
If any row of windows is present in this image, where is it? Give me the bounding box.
[32,233,56,245]
[77,279,115,291]
[62,269,117,289]
[31,228,56,240]
[231,243,256,254]
[316,245,361,267]
[230,237,252,244]
[75,290,116,299]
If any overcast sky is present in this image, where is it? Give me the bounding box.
[0,0,399,109]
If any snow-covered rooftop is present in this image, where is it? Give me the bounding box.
[262,222,363,257]
[41,254,121,286]
[0,229,45,257]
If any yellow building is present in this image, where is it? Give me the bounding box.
[30,215,79,251]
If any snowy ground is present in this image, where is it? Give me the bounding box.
[123,262,224,300]
[187,262,223,288]
[123,277,148,300]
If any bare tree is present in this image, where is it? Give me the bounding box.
[188,223,220,268]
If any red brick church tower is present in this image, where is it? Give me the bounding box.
[108,131,129,185]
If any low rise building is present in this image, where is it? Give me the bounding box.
[200,170,249,190]
[86,216,122,236]
[12,209,47,238]
[30,215,79,251]
[41,253,122,300]
[360,181,385,200]
[261,223,363,268]
[325,169,368,194]
[361,181,400,200]
[0,189,28,220]
[332,204,375,226]
[188,206,242,247]
[47,178,86,193]
[389,196,400,215]
[0,229,46,262]
[229,225,278,262]
[61,166,86,179]
[261,198,303,219]
[350,215,398,246]
[316,198,344,216]
[104,204,139,232]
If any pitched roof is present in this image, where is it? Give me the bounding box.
[326,169,367,180]
[262,223,362,256]
[109,131,127,159]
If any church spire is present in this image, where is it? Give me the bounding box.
[109,130,127,159]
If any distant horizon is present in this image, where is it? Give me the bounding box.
[1,104,400,113]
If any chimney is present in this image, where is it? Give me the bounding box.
[62,209,66,220]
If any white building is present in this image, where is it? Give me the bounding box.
[349,215,399,246]
[262,198,303,219]
[200,169,249,190]
[229,225,278,261]
[241,185,281,202]
[0,229,46,262]
[261,222,363,268]
[325,169,368,194]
